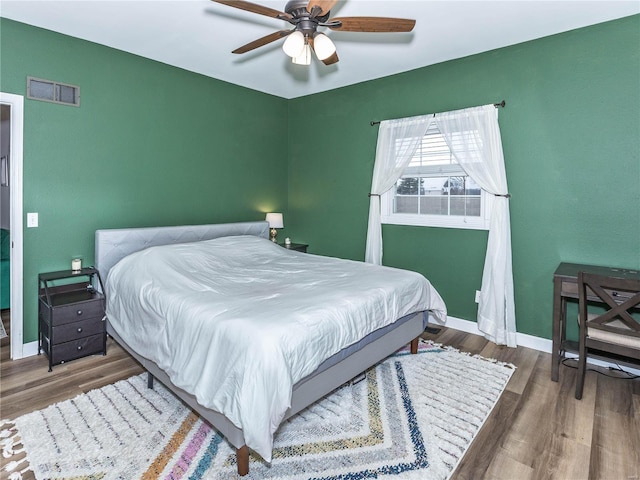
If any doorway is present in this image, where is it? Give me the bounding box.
[0,92,24,360]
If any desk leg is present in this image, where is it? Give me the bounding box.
[551,277,564,382]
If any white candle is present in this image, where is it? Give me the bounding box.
[71,258,82,271]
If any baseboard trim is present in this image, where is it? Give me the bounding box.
[444,316,552,352]
[23,340,39,358]
[444,316,640,377]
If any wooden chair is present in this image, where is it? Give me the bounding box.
[575,271,640,400]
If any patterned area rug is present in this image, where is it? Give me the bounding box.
[3,340,514,480]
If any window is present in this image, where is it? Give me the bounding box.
[27,77,80,107]
[381,121,491,230]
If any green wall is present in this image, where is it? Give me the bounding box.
[288,15,640,340]
[2,15,639,346]
[0,19,289,342]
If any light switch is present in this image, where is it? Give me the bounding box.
[27,212,38,228]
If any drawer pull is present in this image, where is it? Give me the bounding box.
[77,310,83,316]
[77,345,83,351]
[77,327,83,333]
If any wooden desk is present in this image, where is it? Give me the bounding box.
[551,262,640,381]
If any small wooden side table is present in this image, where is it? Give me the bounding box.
[279,242,308,253]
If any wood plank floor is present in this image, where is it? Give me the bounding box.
[1,312,638,480]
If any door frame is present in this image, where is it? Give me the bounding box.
[1,92,24,359]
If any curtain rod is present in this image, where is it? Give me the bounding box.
[370,100,506,126]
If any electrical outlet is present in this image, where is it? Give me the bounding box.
[475,290,481,303]
[27,212,39,228]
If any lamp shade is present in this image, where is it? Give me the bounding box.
[313,33,336,61]
[265,212,284,229]
[282,31,305,58]
[292,43,312,65]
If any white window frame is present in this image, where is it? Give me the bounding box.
[380,123,492,231]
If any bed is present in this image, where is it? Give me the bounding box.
[95,221,447,476]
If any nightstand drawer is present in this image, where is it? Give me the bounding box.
[52,317,105,344]
[49,334,104,365]
[44,297,105,326]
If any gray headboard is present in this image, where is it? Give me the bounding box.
[95,221,269,281]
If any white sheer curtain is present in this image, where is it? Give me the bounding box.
[436,105,516,347]
[365,115,433,265]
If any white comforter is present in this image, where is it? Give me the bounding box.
[105,235,447,461]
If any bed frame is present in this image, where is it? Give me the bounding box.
[95,221,427,476]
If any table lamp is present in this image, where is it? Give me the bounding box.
[265,213,284,242]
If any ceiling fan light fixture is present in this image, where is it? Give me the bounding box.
[282,30,305,58]
[313,33,336,61]
[292,43,312,65]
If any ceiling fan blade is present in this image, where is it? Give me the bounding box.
[322,51,339,65]
[212,0,292,21]
[307,0,338,16]
[232,30,292,54]
[328,17,416,32]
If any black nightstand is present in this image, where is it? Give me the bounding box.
[38,267,107,371]
[278,242,308,253]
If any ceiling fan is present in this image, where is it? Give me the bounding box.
[212,0,416,66]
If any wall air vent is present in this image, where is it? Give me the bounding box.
[27,76,80,107]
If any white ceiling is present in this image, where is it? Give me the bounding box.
[1,0,638,99]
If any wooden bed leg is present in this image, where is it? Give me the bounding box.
[237,445,249,476]
[410,337,419,354]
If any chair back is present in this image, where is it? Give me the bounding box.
[578,271,640,355]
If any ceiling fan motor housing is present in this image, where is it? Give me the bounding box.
[284,1,331,35]
[284,0,312,16]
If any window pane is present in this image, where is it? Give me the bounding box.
[446,176,465,195]
[58,84,77,104]
[465,197,481,216]
[446,176,482,196]
[450,197,481,216]
[29,80,54,100]
[396,177,422,195]
[421,196,448,216]
[462,176,481,196]
[422,177,446,194]
[395,196,419,214]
